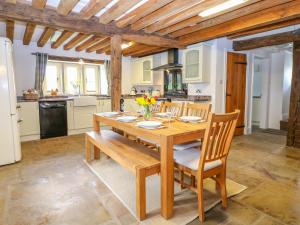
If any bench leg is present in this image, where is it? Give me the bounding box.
[136,167,146,220]
[94,146,100,160]
[85,136,91,162]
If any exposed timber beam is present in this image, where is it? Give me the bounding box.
[64,33,89,50]
[37,27,56,47]
[51,30,73,48]
[99,0,140,24]
[116,0,172,28]
[110,35,122,111]
[86,37,110,53]
[75,35,103,52]
[32,0,47,9]
[233,29,300,51]
[0,0,182,48]
[48,55,104,64]
[6,19,14,43]
[23,22,36,45]
[79,0,111,20]
[228,18,300,39]
[57,0,79,16]
[179,1,300,45]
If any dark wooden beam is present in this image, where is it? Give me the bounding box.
[0,0,182,48]
[233,29,300,51]
[48,55,104,64]
[6,19,14,43]
[110,35,122,111]
[51,30,73,49]
[287,41,300,148]
[37,27,56,47]
[228,18,300,39]
[23,22,36,45]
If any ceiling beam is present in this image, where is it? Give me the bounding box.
[63,33,89,50]
[48,55,104,64]
[144,0,225,34]
[79,0,112,20]
[51,30,73,48]
[5,0,16,3]
[23,22,36,45]
[228,18,300,39]
[86,37,110,53]
[75,35,104,51]
[57,0,79,16]
[37,27,56,47]
[132,47,168,58]
[99,0,141,24]
[6,19,14,43]
[115,0,173,28]
[0,1,182,48]
[131,0,200,31]
[32,0,47,9]
[179,1,300,45]
[233,29,300,51]
[159,0,286,36]
[96,44,111,54]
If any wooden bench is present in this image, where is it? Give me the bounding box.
[85,130,160,220]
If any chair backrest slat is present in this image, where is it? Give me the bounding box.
[198,110,240,171]
[160,102,184,117]
[184,103,212,121]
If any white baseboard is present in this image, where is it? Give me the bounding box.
[21,135,40,142]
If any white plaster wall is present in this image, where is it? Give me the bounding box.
[282,51,292,120]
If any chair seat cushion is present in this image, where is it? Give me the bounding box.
[138,137,201,151]
[174,148,222,171]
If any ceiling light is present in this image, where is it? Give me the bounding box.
[199,0,247,17]
[121,42,133,49]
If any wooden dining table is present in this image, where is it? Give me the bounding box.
[93,113,208,219]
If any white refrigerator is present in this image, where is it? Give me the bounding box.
[0,37,21,166]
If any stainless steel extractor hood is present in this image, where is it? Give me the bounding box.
[151,48,182,71]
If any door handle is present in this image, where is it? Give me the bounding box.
[16,105,21,109]
[17,119,23,123]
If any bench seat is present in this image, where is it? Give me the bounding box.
[85,130,160,220]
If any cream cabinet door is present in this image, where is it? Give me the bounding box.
[102,100,111,112]
[67,101,74,130]
[18,102,40,136]
[73,106,97,129]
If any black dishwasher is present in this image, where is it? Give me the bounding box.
[39,101,68,139]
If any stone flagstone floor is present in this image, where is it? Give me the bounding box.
[0,130,299,225]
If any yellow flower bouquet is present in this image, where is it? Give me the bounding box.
[136,95,158,120]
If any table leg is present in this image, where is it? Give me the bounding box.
[160,136,174,219]
[93,114,101,160]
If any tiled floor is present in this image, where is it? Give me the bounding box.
[0,131,299,225]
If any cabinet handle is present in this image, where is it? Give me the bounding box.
[16,105,21,109]
[17,119,23,123]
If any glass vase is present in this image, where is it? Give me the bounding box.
[144,105,151,120]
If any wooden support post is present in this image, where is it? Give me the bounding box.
[110,35,122,111]
[287,41,300,148]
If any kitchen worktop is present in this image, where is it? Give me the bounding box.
[17,95,211,102]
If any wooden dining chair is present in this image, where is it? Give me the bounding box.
[174,110,240,222]
[183,103,212,121]
[160,101,184,117]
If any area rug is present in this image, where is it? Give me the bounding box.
[85,157,247,225]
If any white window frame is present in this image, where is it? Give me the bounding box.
[83,64,100,95]
[43,61,63,95]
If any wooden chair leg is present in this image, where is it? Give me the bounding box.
[197,178,205,223]
[85,136,91,162]
[94,146,100,160]
[191,175,196,188]
[180,171,185,189]
[136,167,146,220]
[219,171,228,208]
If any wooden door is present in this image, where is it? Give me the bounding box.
[226,52,247,136]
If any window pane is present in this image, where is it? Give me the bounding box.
[45,65,58,91]
[100,65,108,95]
[65,66,79,94]
[86,67,96,92]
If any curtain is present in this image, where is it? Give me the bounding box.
[34,53,48,96]
[104,60,111,96]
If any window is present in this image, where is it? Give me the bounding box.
[44,61,102,95]
[44,62,62,93]
[100,64,108,95]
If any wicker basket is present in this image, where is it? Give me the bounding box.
[23,93,39,100]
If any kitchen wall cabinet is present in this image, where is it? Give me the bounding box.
[132,55,162,85]
[73,105,97,129]
[17,102,40,136]
[182,44,211,83]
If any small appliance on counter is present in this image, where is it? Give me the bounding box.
[152,89,161,97]
[130,87,137,95]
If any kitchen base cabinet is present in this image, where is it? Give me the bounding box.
[73,106,97,130]
[17,102,40,141]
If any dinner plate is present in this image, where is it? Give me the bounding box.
[137,121,162,128]
[179,116,202,122]
[116,116,137,122]
[155,112,172,117]
[97,112,119,117]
